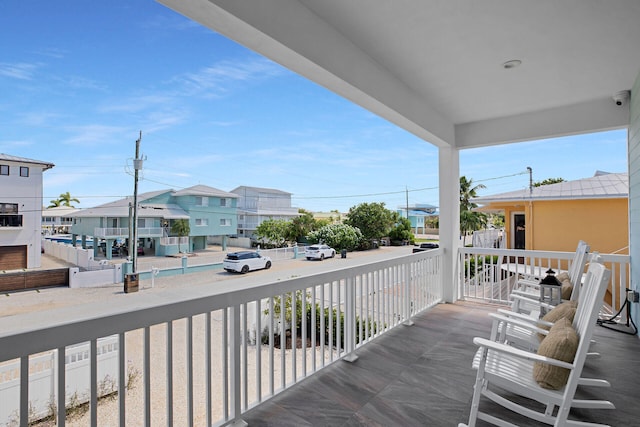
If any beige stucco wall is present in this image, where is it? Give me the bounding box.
[529,199,628,254]
[484,198,628,254]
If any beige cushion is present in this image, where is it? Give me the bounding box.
[533,317,579,390]
[556,271,570,283]
[537,301,577,341]
[561,279,574,300]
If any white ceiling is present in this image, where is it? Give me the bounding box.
[158,0,639,149]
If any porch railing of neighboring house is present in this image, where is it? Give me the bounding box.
[93,227,164,238]
[459,247,631,323]
[0,250,443,427]
[159,236,189,246]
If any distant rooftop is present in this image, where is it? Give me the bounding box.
[0,153,54,170]
[472,172,628,204]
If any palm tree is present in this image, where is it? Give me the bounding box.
[47,199,61,208]
[57,192,80,207]
[459,176,486,212]
[459,176,487,244]
[171,219,190,253]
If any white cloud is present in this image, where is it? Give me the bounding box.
[173,57,286,98]
[0,62,40,80]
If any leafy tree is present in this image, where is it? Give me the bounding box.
[459,176,486,212]
[533,177,564,187]
[287,209,317,242]
[307,223,363,251]
[425,216,439,229]
[344,202,394,240]
[388,213,414,244]
[171,219,190,253]
[489,213,505,228]
[255,218,290,247]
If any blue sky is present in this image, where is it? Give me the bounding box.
[1,1,628,213]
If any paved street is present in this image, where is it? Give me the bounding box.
[2,245,415,318]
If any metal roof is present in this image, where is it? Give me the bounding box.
[0,153,54,170]
[172,185,238,198]
[472,172,628,204]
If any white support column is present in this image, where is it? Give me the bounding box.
[439,146,460,303]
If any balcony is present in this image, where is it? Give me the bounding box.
[0,247,636,426]
[93,227,164,238]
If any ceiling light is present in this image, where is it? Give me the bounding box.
[502,60,522,69]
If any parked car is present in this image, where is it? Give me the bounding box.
[305,244,336,260]
[223,251,272,273]
[412,242,439,253]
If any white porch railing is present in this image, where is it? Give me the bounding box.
[459,247,630,321]
[0,250,443,426]
[93,227,164,238]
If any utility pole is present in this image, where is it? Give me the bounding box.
[526,166,533,195]
[132,131,142,273]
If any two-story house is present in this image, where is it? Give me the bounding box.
[231,186,300,240]
[397,203,439,234]
[42,206,78,235]
[0,153,54,270]
[68,185,238,259]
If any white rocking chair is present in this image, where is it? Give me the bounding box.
[496,252,601,352]
[510,240,590,316]
[459,260,613,427]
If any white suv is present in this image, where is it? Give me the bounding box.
[223,251,272,273]
[305,244,336,260]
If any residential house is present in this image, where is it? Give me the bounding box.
[471,171,629,255]
[42,206,78,235]
[0,153,54,269]
[68,185,238,259]
[397,203,438,234]
[231,186,299,240]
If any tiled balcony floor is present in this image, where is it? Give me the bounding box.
[242,301,640,426]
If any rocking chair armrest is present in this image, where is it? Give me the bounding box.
[496,308,539,323]
[496,309,555,328]
[510,293,541,304]
[488,312,549,336]
[473,337,575,370]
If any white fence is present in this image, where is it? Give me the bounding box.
[0,250,443,427]
[0,336,119,425]
[458,247,630,322]
[42,239,112,271]
[160,236,188,246]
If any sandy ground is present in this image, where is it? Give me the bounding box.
[1,245,412,426]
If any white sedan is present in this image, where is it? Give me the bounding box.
[223,251,272,273]
[305,244,336,260]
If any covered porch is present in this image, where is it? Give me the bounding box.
[0,247,634,426]
[242,301,640,426]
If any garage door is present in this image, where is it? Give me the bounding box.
[0,245,27,270]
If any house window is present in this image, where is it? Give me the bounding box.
[220,198,227,207]
[220,218,231,226]
[0,203,18,214]
[195,196,208,207]
[0,203,21,227]
[19,167,29,177]
[195,218,208,226]
[0,165,8,175]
